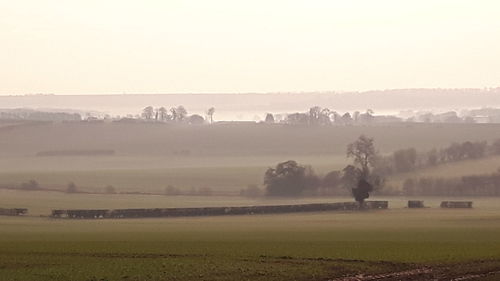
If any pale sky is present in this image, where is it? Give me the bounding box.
[1,0,499,95]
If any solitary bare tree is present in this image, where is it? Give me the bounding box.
[206,107,215,124]
[344,135,379,205]
[346,135,376,177]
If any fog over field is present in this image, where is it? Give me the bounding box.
[3,0,500,280]
[2,88,500,120]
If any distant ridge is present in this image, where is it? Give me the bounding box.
[1,88,499,120]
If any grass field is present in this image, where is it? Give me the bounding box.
[0,163,341,194]
[3,122,500,158]
[1,154,499,195]
[2,121,500,280]
[1,197,500,280]
[2,122,500,194]
[0,189,360,216]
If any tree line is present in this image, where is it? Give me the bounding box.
[0,109,82,121]
[266,106,488,126]
[265,107,377,126]
[262,135,380,205]
[260,136,500,200]
[374,139,500,176]
[402,171,500,196]
[140,105,215,124]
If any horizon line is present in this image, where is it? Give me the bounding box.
[1,87,500,97]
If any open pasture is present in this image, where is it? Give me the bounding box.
[0,189,357,216]
[2,121,500,279]
[1,197,500,280]
[2,122,500,159]
[1,154,500,195]
[2,122,500,194]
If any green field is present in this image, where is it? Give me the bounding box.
[2,122,500,194]
[2,121,500,280]
[1,196,500,280]
[0,164,342,195]
[0,189,359,216]
[1,154,499,195]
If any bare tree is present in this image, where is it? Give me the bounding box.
[158,107,168,121]
[206,107,215,124]
[344,135,380,205]
[308,106,321,125]
[341,112,353,125]
[141,106,154,120]
[347,135,377,176]
[170,107,178,121]
[319,108,333,125]
[169,106,187,122]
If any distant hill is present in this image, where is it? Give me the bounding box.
[1,88,499,120]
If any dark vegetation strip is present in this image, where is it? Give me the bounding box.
[36,149,115,157]
[50,201,388,219]
[1,200,474,217]
[0,208,28,216]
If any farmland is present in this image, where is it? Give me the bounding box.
[1,121,500,194]
[2,121,500,280]
[1,197,500,280]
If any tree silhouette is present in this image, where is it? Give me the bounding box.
[265,113,275,123]
[188,114,205,124]
[141,106,154,120]
[170,106,187,122]
[344,135,379,205]
[206,107,215,124]
[346,135,376,176]
[158,107,168,121]
[264,160,318,196]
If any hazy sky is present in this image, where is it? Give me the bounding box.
[1,0,499,95]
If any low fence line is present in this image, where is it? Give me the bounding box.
[51,201,389,219]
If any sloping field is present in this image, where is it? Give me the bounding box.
[1,121,500,159]
[388,155,500,188]
[1,122,500,193]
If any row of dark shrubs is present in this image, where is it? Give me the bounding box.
[12,164,500,197]
[401,170,500,196]
[16,180,116,194]
[375,139,500,175]
[36,149,115,157]
[15,180,216,196]
[12,173,500,197]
